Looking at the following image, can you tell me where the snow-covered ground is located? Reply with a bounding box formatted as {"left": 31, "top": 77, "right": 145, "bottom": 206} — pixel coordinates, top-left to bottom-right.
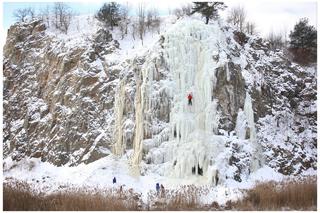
{"left": 45, "top": 14, "right": 177, "bottom": 61}
{"left": 4, "top": 156, "right": 315, "bottom": 205}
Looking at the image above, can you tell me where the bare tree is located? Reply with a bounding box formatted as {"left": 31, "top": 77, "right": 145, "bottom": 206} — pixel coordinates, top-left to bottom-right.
{"left": 53, "top": 3, "right": 59, "bottom": 29}
{"left": 52, "top": 2, "right": 73, "bottom": 33}
{"left": 13, "top": 9, "right": 29, "bottom": 22}
{"left": 145, "top": 8, "right": 161, "bottom": 34}
{"left": 62, "top": 11, "right": 72, "bottom": 33}
{"left": 245, "top": 22, "right": 256, "bottom": 35}
{"left": 39, "top": 5, "right": 51, "bottom": 27}
{"left": 282, "top": 27, "right": 289, "bottom": 47}
{"left": 13, "top": 8, "right": 34, "bottom": 22}
{"left": 174, "top": 4, "right": 192, "bottom": 19}
{"left": 152, "top": 10, "right": 161, "bottom": 34}
{"left": 146, "top": 9, "right": 153, "bottom": 30}
{"left": 131, "top": 22, "right": 136, "bottom": 40}
{"left": 227, "top": 6, "right": 246, "bottom": 32}
{"left": 119, "top": 2, "right": 130, "bottom": 39}
{"left": 267, "top": 31, "right": 285, "bottom": 50}
{"left": 28, "top": 8, "right": 35, "bottom": 19}
{"left": 137, "top": 3, "right": 146, "bottom": 45}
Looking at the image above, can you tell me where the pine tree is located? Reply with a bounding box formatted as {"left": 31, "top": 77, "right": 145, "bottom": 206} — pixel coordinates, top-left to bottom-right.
{"left": 191, "top": 2, "right": 226, "bottom": 24}
{"left": 289, "top": 18, "right": 317, "bottom": 64}
{"left": 96, "top": 2, "right": 121, "bottom": 30}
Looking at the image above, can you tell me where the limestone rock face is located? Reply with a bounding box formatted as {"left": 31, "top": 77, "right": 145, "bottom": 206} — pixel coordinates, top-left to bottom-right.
{"left": 213, "top": 62, "right": 246, "bottom": 132}
{"left": 3, "top": 18, "right": 316, "bottom": 178}
{"left": 3, "top": 20, "right": 121, "bottom": 166}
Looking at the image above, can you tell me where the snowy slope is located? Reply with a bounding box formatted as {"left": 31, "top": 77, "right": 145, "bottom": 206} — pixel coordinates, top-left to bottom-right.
{"left": 3, "top": 156, "right": 288, "bottom": 205}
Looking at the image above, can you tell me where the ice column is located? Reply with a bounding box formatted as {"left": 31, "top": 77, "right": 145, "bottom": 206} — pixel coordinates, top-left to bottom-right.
{"left": 113, "top": 79, "right": 126, "bottom": 156}
{"left": 243, "top": 92, "right": 256, "bottom": 141}
{"left": 235, "top": 92, "right": 256, "bottom": 141}
{"left": 130, "top": 57, "right": 155, "bottom": 167}
{"left": 131, "top": 79, "right": 144, "bottom": 166}
{"left": 242, "top": 92, "right": 263, "bottom": 171}
{"left": 235, "top": 109, "right": 248, "bottom": 140}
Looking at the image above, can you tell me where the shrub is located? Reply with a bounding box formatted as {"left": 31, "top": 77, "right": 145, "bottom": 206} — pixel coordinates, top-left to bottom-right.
{"left": 230, "top": 177, "right": 317, "bottom": 210}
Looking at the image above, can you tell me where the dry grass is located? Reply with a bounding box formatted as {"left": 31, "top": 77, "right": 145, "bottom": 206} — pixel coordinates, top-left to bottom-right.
{"left": 3, "top": 181, "right": 142, "bottom": 211}
{"left": 3, "top": 177, "right": 317, "bottom": 211}
{"left": 147, "top": 185, "right": 210, "bottom": 210}
{"left": 231, "top": 176, "right": 317, "bottom": 210}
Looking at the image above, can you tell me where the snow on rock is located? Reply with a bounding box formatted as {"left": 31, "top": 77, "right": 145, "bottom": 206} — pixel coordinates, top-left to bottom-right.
{"left": 3, "top": 13, "right": 317, "bottom": 205}
{"left": 120, "top": 18, "right": 265, "bottom": 185}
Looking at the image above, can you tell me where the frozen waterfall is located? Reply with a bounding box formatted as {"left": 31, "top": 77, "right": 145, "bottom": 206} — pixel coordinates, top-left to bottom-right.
{"left": 113, "top": 19, "right": 263, "bottom": 184}
{"left": 163, "top": 20, "right": 225, "bottom": 180}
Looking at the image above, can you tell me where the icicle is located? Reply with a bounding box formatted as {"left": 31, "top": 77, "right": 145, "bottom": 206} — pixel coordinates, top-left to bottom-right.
{"left": 243, "top": 92, "right": 256, "bottom": 142}
{"left": 131, "top": 78, "right": 144, "bottom": 166}
{"left": 226, "top": 63, "right": 230, "bottom": 81}
{"left": 113, "top": 79, "right": 126, "bottom": 156}
{"left": 235, "top": 92, "right": 257, "bottom": 141}
{"left": 241, "top": 92, "right": 264, "bottom": 172}
{"left": 235, "top": 108, "right": 247, "bottom": 140}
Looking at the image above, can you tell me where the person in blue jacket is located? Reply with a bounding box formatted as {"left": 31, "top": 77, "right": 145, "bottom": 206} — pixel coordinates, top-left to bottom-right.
{"left": 113, "top": 177, "right": 116, "bottom": 184}
{"left": 156, "top": 183, "right": 160, "bottom": 195}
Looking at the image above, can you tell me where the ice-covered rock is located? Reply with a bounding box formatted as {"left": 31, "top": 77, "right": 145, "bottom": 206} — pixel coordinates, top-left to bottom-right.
{"left": 3, "top": 16, "right": 316, "bottom": 183}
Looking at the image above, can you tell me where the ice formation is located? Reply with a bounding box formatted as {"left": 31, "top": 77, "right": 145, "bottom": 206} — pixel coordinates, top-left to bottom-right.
{"left": 235, "top": 92, "right": 256, "bottom": 141}
{"left": 3, "top": 14, "right": 317, "bottom": 193}
{"left": 113, "top": 79, "right": 126, "bottom": 156}
{"left": 113, "top": 19, "right": 264, "bottom": 184}
{"left": 162, "top": 20, "right": 223, "bottom": 180}
{"left": 235, "top": 92, "right": 263, "bottom": 172}
{"left": 243, "top": 92, "right": 256, "bottom": 142}
{"left": 131, "top": 78, "right": 144, "bottom": 166}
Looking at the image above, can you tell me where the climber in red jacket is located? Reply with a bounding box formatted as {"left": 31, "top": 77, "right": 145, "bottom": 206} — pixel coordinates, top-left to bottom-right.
{"left": 187, "top": 93, "right": 193, "bottom": 105}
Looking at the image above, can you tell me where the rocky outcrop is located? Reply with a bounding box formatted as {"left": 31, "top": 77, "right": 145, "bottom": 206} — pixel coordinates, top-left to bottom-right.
{"left": 3, "top": 18, "right": 316, "bottom": 179}
{"left": 213, "top": 62, "right": 246, "bottom": 132}
{"left": 3, "top": 19, "right": 121, "bottom": 166}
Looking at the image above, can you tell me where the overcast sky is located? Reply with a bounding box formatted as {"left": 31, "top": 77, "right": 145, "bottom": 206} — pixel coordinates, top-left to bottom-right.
{"left": 223, "top": 0, "right": 317, "bottom": 37}
{"left": 1, "top": 0, "right": 318, "bottom": 37}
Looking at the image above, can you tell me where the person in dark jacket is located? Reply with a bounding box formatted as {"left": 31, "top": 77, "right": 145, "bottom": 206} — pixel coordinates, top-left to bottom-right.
{"left": 160, "top": 184, "right": 165, "bottom": 197}
{"left": 156, "top": 183, "right": 160, "bottom": 195}
{"left": 113, "top": 177, "right": 116, "bottom": 184}
{"left": 187, "top": 93, "right": 193, "bottom": 105}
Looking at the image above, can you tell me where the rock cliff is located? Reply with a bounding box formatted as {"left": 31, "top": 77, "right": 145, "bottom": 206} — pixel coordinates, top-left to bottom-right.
{"left": 3, "top": 18, "right": 316, "bottom": 182}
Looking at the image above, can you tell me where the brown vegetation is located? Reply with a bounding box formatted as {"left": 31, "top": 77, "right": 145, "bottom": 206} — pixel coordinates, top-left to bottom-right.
{"left": 231, "top": 176, "right": 317, "bottom": 210}
{"left": 147, "top": 185, "right": 210, "bottom": 210}
{"left": 3, "top": 181, "right": 142, "bottom": 211}
{"left": 3, "top": 177, "right": 317, "bottom": 211}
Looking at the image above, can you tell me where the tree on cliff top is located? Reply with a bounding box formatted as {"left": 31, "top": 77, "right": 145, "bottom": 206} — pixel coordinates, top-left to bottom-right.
{"left": 289, "top": 18, "right": 317, "bottom": 64}
{"left": 95, "top": 2, "right": 121, "bottom": 30}
{"left": 191, "top": 2, "right": 226, "bottom": 24}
